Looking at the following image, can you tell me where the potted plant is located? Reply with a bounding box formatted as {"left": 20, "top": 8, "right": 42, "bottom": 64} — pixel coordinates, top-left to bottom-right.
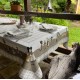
{"left": 10, "top": 0, "right": 22, "bottom": 11}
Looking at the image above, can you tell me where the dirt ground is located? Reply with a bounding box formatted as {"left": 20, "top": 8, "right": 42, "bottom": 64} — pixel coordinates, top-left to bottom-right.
{"left": 71, "top": 21, "right": 80, "bottom": 27}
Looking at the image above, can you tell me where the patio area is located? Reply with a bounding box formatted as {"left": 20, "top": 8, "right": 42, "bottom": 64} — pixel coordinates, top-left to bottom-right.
{"left": 0, "top": 0, "right": 80, "bottom": 79}
{"left": 0, "top": 17, "right": 80, "bottom": 79}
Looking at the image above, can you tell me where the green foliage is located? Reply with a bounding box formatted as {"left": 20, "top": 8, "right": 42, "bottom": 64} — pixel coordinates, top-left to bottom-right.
{"left": 69, "top": 0, "right": 76, "bottom": 13}
{"left": 33, "top": 17, "right": 43, "bottom": 22}
{"left": 6, "top": 14, "right": 19, "bottom": 18}
{"left": 31, "top": 0, "right": 48, "bottom": 7}
{"left": 52, "top": 0, "right": 60, "bottom": 12}
{"left": 71, "top": 0, "right": 76, "bottom": 4}
{"left": 31, "top": 0, "right": 68, "bottom": 12}
{"left": 0, "top": 2, "right": 2, "bottom": 5}
{"left": 0, "top": 1, "right": 5, "bottom": 10}
{"left": 10, "top": 0, "right": 21, "bottom": 2}
{"left": 4, "top": 2, "right": 10, "bottom": 10}
{"left": 56, "top": 0, "right": 66, "bottom": 12}
{"left": 11, "top": 1, "right": 20, "bottom": 5}
{"left": 34, "top": 17, "right": 70, "bottom": 26}
{"left": 0, "top": 0, "right": 10, "bottom": 10}
{"left": 70, "top": 3, "right": 76, "bottom": 13}
{"left": 0, "top": 0, "right": 7, "bottom": 5}
{"left": 0, "top": 5, "right": 4, "bottom": 10}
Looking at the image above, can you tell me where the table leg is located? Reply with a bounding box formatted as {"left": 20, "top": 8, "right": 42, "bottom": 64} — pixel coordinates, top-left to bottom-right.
{"left": 19, "top": 54, "right": 43, "bottom": 79}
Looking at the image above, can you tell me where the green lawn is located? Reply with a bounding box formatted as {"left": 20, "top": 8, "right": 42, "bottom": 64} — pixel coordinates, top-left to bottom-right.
{"left": 68, "top": 26, "right": 80, "bottom": 47}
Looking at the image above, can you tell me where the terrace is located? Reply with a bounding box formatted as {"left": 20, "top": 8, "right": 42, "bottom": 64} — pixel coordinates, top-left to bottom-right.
{"left": 0, "top": 0, "right": 80, "bottom": 79}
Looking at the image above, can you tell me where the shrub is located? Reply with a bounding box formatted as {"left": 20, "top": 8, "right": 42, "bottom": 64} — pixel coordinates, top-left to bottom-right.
{"left": 34, "top": 17, "right": 70, "bottom": 27}
{"left": 57, "top": 0, "right": 66, "bottom": 12}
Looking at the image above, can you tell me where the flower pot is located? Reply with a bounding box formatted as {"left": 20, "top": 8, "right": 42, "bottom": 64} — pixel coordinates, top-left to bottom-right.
{"left": 11, "top": 4, "right": 22, "bottom": 11}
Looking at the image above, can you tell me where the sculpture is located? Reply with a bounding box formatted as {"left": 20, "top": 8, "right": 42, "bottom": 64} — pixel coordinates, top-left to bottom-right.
{"left": 48, "top": 43, "right": 80, "bottom": 79}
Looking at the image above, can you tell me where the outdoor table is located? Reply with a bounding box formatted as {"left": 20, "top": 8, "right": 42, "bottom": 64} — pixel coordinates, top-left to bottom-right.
{"left": 0, "top": 17, "right": 68, "bottom": 79}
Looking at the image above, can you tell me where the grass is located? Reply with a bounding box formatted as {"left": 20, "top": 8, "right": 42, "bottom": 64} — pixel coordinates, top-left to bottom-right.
{"left": 68, "top": 26, "right": 80, "bottom": 47}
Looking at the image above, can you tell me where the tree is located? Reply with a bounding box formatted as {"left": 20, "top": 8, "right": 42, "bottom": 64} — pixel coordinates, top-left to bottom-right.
{"left": 56, "top": 0, "right": 66, "bottom": 12}
{"left": 65, "top": 0, "right": 71, "bottom": 12}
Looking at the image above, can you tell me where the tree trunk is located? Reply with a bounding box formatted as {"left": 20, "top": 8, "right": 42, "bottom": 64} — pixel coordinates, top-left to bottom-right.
{"left": 76, "top": 0, "right": 80, "bottom": 14}
{"left": 24, "top": 0, "right": 31, "bottom": 22}
{"left": 65, "top": 0, "right": 71, "bottom": 13}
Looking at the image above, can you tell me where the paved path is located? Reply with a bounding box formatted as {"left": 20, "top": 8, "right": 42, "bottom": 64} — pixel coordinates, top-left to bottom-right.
{"left": 71, "top": 21, "right": 80, "bottom": 27}
{"left": 0, "top": 56, "right": 21, "bottom": 79}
